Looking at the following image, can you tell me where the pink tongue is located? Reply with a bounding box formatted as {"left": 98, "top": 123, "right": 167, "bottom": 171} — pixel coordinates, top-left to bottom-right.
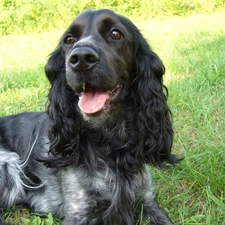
{"left": 78, "top": 87, "right": 109, "bottom": 114}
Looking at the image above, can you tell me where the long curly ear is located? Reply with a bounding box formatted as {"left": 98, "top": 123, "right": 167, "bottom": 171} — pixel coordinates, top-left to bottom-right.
{"left": 44, "top": 45, "right": 80, "bottom": 166}
{"left": 132, "top": 30, "right": 180, "bottom": 167}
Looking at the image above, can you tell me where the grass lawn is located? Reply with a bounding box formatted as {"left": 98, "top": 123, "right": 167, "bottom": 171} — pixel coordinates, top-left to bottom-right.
{"left": 0, "top": 11, "right": 225, "bottom": 225}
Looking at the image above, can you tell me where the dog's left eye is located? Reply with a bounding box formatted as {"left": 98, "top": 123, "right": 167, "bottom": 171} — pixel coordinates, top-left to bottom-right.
{"left": 110, "top": 29, "right": 124, "bottom": 40}
{"left": 65, "top": 36, "right": 76, "bottom": 45}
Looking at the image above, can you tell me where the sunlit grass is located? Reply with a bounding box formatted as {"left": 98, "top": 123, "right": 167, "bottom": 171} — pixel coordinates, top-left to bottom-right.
{"left": 1, "top": 0, "right": 224, "bottom": 35}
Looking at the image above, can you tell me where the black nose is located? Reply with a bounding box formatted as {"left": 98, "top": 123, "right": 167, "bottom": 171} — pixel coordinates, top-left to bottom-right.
{"left": 69, "top": 47, "right": 99, "bottom": 71}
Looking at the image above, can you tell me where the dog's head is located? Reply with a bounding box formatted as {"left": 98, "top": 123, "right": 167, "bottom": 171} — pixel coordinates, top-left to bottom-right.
{"left": 46, "top": 9, "right": 138, "bottom": 121}
{"left": 45, "top": 9, "right": 179, "bottom": 167}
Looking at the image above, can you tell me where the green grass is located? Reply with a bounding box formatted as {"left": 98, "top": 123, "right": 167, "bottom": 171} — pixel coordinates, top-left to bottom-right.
{"left": 1, "top": 11, "right": 225, "bottom": 225}
{"left": 1, "top": 0, "right": 225, "bottom": 35}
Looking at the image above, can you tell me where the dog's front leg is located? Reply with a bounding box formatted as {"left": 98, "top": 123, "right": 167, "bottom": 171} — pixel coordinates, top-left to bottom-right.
{"left": 62, "top": 197, "right": 101, "bottom": 225}
{"left": 141, "top": 192, "right": 172, "bottom": 225}
{"left": 62, "top": 216, "right": 100, "bottom": 225}
{"left": 61, "top": 168, "right": 101, "bottom": 225}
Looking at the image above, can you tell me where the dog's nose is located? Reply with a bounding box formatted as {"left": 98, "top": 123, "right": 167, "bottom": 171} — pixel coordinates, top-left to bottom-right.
{"left": 69, "top": 47, "right": 99, "bottom": 71}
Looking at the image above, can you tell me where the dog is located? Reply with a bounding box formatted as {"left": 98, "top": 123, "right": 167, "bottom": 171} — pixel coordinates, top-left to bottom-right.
{"left": 0, "top": 9, "right": 180, "bottom": 225}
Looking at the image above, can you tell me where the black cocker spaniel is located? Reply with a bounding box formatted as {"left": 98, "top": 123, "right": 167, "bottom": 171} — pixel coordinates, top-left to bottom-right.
{"left": 0, "top": 9, "right": 180, "bottom": 225}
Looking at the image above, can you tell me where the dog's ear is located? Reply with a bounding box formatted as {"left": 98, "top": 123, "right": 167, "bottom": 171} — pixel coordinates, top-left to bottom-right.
{"left": 44, "top": 45, "right": 65, "bottom": 82}
{"left": 44, "top": 44, "right": 80, "bottom": 166}
{"left": 132, "top": 29, "right": 179, "bottom": 167}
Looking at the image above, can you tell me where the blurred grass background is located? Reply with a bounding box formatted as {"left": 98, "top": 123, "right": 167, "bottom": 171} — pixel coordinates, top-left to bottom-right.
{"left": 1, "top": 0, "right": 225, "bottom": 35}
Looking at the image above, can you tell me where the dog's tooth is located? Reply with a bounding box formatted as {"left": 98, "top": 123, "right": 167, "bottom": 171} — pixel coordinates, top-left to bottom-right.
{"left": 79, "top": 93, "right": 83, "bottom": 99}
{"left": 82, "top": 83, "right": 86, "bottom": 91}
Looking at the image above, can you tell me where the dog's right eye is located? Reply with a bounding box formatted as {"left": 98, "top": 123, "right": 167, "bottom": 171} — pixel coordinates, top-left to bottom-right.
{"left": 65, "top": 36, "right": 76, "bottom": 45}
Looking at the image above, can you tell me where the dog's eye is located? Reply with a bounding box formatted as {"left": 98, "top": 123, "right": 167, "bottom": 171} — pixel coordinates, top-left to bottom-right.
{"left": 65, "top": 36, "right": 76, "bottom": 45}
{"left": 110, "top": 29, "right": 124, "bottom": 40}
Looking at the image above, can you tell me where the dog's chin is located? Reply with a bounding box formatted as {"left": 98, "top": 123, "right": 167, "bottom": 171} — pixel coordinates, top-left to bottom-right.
{"left": 80, "top": 106, "right": 113, "bottom": 122}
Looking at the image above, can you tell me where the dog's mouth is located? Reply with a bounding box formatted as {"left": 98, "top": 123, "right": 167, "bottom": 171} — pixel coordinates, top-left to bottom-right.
{"left": 78, "top": 83, "right": 121, "bottom": 116}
